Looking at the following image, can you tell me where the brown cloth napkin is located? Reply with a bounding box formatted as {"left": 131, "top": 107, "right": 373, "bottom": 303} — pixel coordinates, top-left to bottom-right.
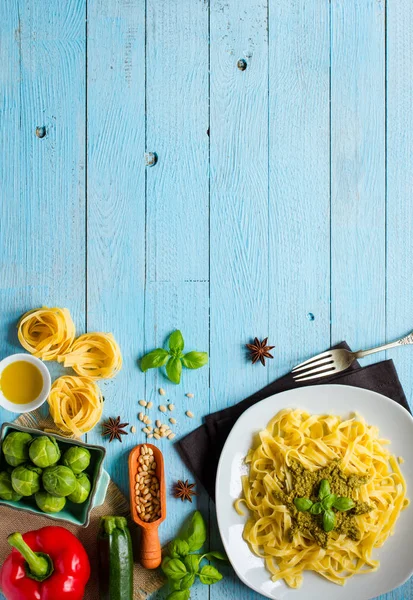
{"left": 0, "top": 411, "right": 165, "bottom": 600}
{"left": 178, "top": 342, "right": 411, "bottom": 500}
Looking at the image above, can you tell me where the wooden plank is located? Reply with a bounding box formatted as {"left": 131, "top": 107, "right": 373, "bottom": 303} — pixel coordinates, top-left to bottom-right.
{"left": 268, "top": 0, "right": 330, "bottom": 383}
{"left": 145, "top": 0, "right": 210, "bottom": 552}
{"left": 331, "top": 0, "right": 386, "bottom": 362}
{"left": 384, "top": 1, "right": 413, "bottom": 597}
{"left": 209, "top": 0, "right": 270, "bottom": 596}
{"left": 85, "top": 0, "right": 146, "bottom": 496}
{"left": 0, "top": 0, "right": 86, "bottom": 424}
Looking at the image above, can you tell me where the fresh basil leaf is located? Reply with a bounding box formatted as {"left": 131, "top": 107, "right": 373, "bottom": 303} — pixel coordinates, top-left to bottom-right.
{"left": 169, "top": 330, "right": 185, "bottom": 355}
{"left": 166, "top": 357, "right": 182, "bottom": 384}
{"left": 333, "top": 497, "right": 355, "bottom": 512}
{"left": 199, "top": 565, "right": 223, "bottom": 585}
{"left": 180, "top": 573, "right": 195, "bottom": 590}
{"left": 318, "top": 479, "right": 331, "bottom": 500}
{"left": 162, "top": 558, "right": 187, "bottom": 580}
{"left": 169, "top": 579, "right": 181, "bottom": 592}
{"left": 309, "top": 502, "right": 323, "bottom": 515}
{"left": 321, "top": 493, "right": 337, "bottom": 510}
{"left": 182, "top": 511, "right": 207, "bottom": 552}
{"left": 201, "top": 551, "right": 228, "bottom": 562}
{"left": 184, "top": 555, "right": 200, "bottom": 573}
{"left": 141, "top": 348, "right": 170, "bottom": 372}
{"left": 294, "top": 497, "right": 313, "bottom": 512}
{"left": 322, "top": 509, "right": 336, "bottom": 532}
{"left": 168, "top": 539, "right": 190, "bottom": 558}
{"left": 181, "top": 351, "right": 208, "bottom": 369}
{"left": 166, "top": 591, "right": 190, "bottom": 600}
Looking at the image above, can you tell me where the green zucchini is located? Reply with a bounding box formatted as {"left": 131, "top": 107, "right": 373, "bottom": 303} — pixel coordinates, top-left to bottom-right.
{"left": 98, "top": 516, "right": 133, "bottom": 600}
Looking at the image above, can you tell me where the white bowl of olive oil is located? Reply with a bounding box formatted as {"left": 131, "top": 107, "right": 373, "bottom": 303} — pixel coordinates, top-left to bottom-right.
{"left": 0, "top": 354, "right": 51, "bottom": 413}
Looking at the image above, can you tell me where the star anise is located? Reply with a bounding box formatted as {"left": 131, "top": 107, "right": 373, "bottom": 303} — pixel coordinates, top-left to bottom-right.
{"left": 174, "top": 480, "right": 197, "bottom": 502}
{"left": 246, "top": 337, "right": 275, "bottom": 366}
{"left": 102, "top": 416, "right": 129, "bottom": 442}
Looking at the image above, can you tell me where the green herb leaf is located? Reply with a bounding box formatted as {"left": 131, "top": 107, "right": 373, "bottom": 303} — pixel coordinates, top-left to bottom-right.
{"left": 321, "top": 493, "right": 337, "bottom": 510}
{"left": 141, "top": 348, "right": 170, "bottom": 372}
{"left": 166, "top": 357, "right": 182, "bottom": 384}
{"left": 179, "top": 573, "right": 196, "bottom": 590}
{"left": 333, "top": 497, "right": 355, "bottom": 512}
{"left": 322, "top": 509, "right": 336, "bottom": 532}
{"left": 162, "top": 558, "right": 187, "bottom": 580}
{"left": 318, "top": 479, "right": 331, "bottom": 500}
{"left": 201, "top": 551, "right": 228, "bottom": 562}
{"left": 168, "top": 539, "right": 190, "bottom": 558}
{"left": 181, "top": 351, "right": 208, "bottom": 369}
{"left": 294, "top": 497, "right": 313, "bottom": 512}
{"left": 166, "top": 591, "right": 190, "bottom": 600}
{"left": 184, "top": 555, "right": 200, "bottom": 574}
{"left": 182, "top": 511, "right": 207, "bottom": 552}
{"left": 199, "top": 565, "right": 223, "bottom": 585}
{"left": 169, "top": 330, "right": 185, "bottom": 355}
{"left": 309, "top": 502, "right": 323, "bottom": 515}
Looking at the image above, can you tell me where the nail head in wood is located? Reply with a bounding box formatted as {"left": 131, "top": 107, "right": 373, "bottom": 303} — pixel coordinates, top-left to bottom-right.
{"left": 237, "top": 59, "right": 247, "bottom": 71}
{"left": 145, "top": 152, "right": 158, "bottom": 167}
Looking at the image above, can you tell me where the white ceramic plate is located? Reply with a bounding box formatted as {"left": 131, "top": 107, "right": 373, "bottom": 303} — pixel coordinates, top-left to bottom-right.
{"left": 216, "top": 384, "right": 413, "bottom": 600}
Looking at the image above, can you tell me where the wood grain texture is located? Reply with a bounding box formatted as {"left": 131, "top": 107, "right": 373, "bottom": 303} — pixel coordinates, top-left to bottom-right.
{"left": 331, "top": 0, "right": 386, "bottom": 362}
{"left": 0, "top": 0, "right": 86, "bottom": 421}
{"left": 85, "top": 0, "right": 146, "bottom": 493}
{"left": 268, "top": 0, "right": 330, "bottom": 382}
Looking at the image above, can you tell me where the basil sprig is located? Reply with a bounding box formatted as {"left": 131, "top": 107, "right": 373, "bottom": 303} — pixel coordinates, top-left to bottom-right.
{"left": 161, "top": 511, "right": 227, "bottom": 599}
{"left": 293, "top": 479, "right": 355, "bottom": 532}
{"left": 141, "top": 330, "right": 208, "bottom": 384}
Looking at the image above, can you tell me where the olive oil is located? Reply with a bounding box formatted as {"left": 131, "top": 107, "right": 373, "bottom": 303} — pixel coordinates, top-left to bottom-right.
{"left": 0, "top": 361, "right": 43, "bottom": 405}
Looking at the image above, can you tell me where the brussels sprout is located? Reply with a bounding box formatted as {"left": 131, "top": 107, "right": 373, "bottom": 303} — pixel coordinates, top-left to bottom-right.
{"left": 0, "top": 471, "right": 22, "bottom": 501}
{"left": 35, "top": 491, "right": 66, "bottom": 513}
{"left": 67, "top": 473, "right": 91, "bottom": 504}
{"left": 29, "top": 435, "right": 61, "bottom": 468}
{"left": 2, "top": 432, "right": 32, "bottom": 466}
{"left": 42, "top": 465, "right": 76, "bottom": 497}
{"left": 62, "top": 446, "right": 91, "bottom": 474}
{"left": 11, "top": 464, "right": 42, "bottom": 496}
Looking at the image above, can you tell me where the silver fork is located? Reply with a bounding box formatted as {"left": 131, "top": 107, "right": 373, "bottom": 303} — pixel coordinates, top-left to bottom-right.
{"left": 292, "top": 330, "right": 413, "bottom": 382}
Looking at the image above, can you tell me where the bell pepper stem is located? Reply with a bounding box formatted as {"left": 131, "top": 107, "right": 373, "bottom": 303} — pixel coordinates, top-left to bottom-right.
{"left": 7, "top": 532, "right": 50, "bottom": 579}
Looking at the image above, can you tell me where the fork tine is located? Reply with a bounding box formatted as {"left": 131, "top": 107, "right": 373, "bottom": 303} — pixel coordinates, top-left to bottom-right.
{"left": 291, "top": 351, "right": 333, "bottom": 373}
{"left": 292, "top": 356, "right": 334, "bottom": 374}
{"left": 293, "top": 364, "right": 337, "bottom": 382}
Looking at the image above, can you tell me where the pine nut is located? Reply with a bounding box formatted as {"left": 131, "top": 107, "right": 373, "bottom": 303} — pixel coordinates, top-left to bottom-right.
{"left": 139, "top": 399, "right": 147, "bottom": 407}
{"left": 146, "top": 419, "right": 152, "bottom": 425}
{"left": 168, "top": 404, "right": 175, "bottom": 411}
{"left": 138, "top": 412, "right": 144, "bottom": 421}
{"left": 148, "top": 448, "right": 154, "bottom": 455}
{"left": 186, "top": 411, "right": 194, "bottom": 418}
{"left": 159, "top": 388, "right": 166, "bottom": 395}
{"left": 147, "top": 401, "right": 153, "bottom": 409}
{"left": 169, "top": 417, "right": 176, "bottom": 424}
{"left": 154, "top": 433, "right": 161, "bottom": 440}
{"left": 186, "top": 393, "right": 194, "bottom": 398}
{"left": 168, "top": 433, "right": 176, "bottom": 440}
{"left": 131, "top": 426, "right": 136, "bottom": 433}
{"left": 155, "top": 420, "right": 161, "bottom": 427}
{"left": 159, "top": 405, "right": 167, "bottom": 413}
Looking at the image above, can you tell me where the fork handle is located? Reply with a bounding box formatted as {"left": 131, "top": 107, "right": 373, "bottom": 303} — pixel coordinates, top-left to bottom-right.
{"left": 354, "top": 330, "right": 413, "bottom": 359}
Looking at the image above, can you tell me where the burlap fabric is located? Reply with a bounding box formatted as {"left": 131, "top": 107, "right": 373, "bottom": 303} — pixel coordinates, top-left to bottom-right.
{"left": 0, "top": 410, "right": 165, "bottom": 599}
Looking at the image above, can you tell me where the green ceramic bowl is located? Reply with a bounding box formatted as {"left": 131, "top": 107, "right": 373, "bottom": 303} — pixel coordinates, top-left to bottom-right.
{"left": 0, "top": 422, "right": 110, "bottom": 527}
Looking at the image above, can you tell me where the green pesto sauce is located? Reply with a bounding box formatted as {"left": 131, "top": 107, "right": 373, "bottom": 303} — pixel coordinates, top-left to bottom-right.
{"left": 274, "top": 460, "right": 372, "bottom": 548}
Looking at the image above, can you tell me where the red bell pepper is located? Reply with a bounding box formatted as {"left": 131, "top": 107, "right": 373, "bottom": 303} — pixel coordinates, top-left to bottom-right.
{"left": 0, "top": 526, "right": 90, "bottom": 600}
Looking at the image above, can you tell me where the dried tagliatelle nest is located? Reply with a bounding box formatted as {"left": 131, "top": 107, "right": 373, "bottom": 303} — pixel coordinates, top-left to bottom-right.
{"left": 58, "top": 332, "right": 122, "bottom": 379}
{"left": 48, "top": 375, "right": 103, "bottom": 438}
{"left": 18, "top": 307, "right": 76, "bottom": 361}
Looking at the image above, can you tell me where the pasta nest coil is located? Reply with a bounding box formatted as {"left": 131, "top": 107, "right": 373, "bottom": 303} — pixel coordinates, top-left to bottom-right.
{"left": 18, "top": 307, "right": 76, "bottom": 361}
{"left": 58, "top": 332, "right": 122, "bottom": 379}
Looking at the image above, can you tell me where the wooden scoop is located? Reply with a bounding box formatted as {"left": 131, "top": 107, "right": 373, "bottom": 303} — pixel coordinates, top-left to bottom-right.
{"left": 128, "top": 444, "right": 166, "bottom": 569}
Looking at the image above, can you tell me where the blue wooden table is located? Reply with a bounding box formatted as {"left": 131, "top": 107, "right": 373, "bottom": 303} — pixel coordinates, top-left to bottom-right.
{"left": 1, "top": 0, "right": 412, "bottom": 598}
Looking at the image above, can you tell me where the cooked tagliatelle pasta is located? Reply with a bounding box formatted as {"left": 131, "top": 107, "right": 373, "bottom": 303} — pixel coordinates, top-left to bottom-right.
{"left": 58, "top": 332, "right": 122, "bottom": 379}
{"left": 48, "top": 375, "right": 104, "bottom": 437}
{"left": 18, "top": 307, "right": 75, "bottom": 360}
{"left": 235, "top": 408, "right": 409, "bottom": 588}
